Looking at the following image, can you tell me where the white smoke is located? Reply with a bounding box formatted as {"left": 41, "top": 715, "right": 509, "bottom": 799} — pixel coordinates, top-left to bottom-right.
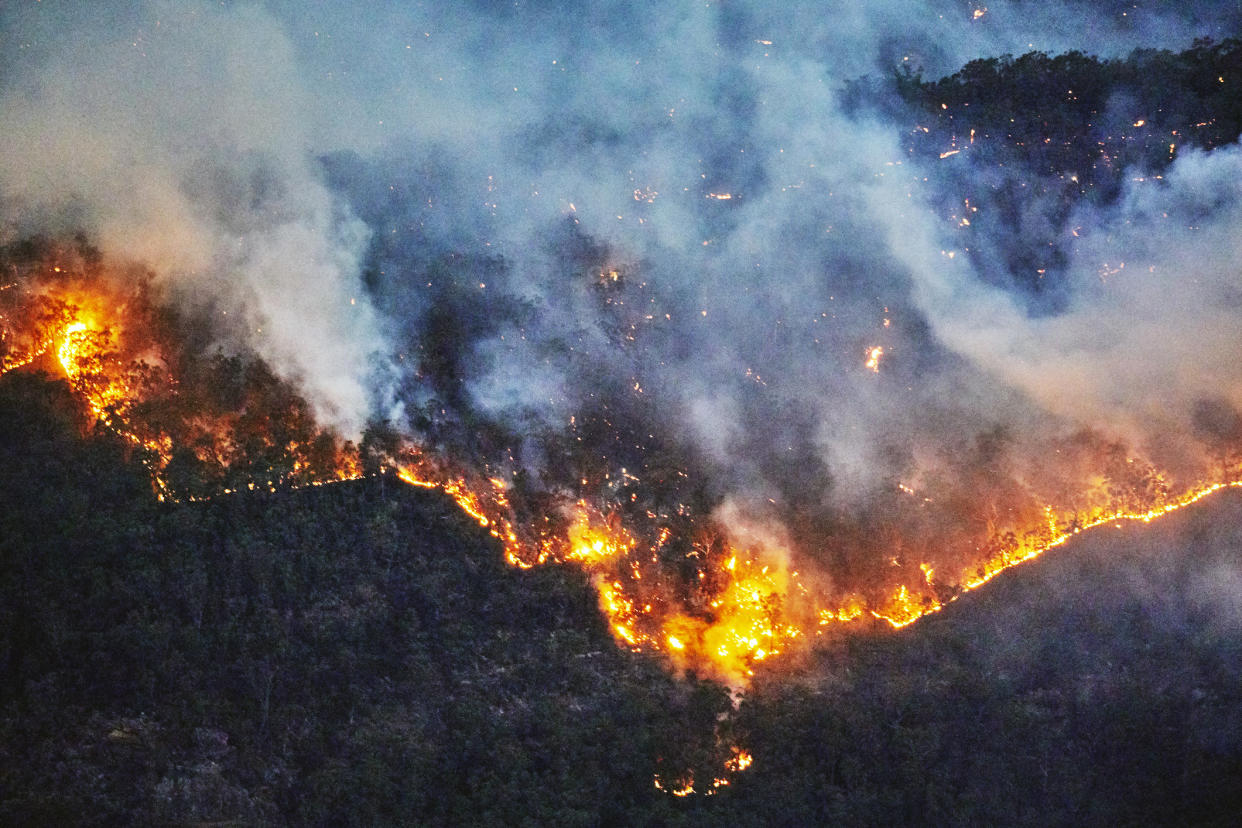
{"left": 0, "top": 1, "right": 389, "bottom": 433}
{"left": 1, "top": 0, "right": 1239, "bottom": 557}
{"left": 895, "top": 144, "right": 1242, "bottom": 464}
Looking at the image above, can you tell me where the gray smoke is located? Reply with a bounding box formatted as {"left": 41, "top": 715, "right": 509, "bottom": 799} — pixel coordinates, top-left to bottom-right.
{"left": 2, "top": 0, "right": 1240, "bottom": 578}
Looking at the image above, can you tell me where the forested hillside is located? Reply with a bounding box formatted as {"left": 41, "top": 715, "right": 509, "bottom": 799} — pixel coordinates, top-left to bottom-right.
{"left": 6, "top": 32, "right": 1242, "bottom": 825}
{"left": 5, "top": 367, "right": 1242, "bottom": 826}
{"left": 875, "top": 37, "right": 1242, "bottom": 313}
{"left": 731, "top": 494, "right": 1242, "bottom": 826}
{"left": 0, "top": 372, "right": 741, "bottom": 826}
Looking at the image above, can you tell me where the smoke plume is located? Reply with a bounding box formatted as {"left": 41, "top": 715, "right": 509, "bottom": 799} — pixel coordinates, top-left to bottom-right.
{"left": 3, "top": 0, "right": 1242, "bottom": 617}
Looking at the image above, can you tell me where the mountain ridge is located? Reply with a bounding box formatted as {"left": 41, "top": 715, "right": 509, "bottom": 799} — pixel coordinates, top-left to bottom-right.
{"left": 5, "top": 369, "right": 1242, "bottom": 825}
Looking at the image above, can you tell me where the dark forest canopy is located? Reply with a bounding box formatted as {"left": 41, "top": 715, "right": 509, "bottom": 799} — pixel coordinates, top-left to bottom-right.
{"left": 897, "top": 37, "right": 1242, "bottom": 160}
{"left": 0, "top": 371, "right": 742, "bottom": 826}
{"left": 849, "top": 37, "right": 1242, "bottom": 314}
{"left": 4, "top": 366, "right": 1242, "bottom": 825}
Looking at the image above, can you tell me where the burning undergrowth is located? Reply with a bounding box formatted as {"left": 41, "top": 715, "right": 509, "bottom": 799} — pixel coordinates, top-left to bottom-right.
{"left": 5, "top": 3, "right": 1242, "bottom": 690}
{"left": 0, "top": 237, "right": 363, "bottom": 500}
{"left": 6, "top": 230, "right": 1242, "bottom": 690}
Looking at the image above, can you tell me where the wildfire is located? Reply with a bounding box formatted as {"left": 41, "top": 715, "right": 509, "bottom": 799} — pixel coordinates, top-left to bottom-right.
{"left": 863, "top": 479, "right": 1242, "bottom": 629}
{"left": 8, "top": 241, "right": 1242, "bottom": 695}
{"left": 57, "top": 318, "right": 131, "bottom": 422}
{"left": 653, "top": 747, "right": 755, "bottom": 798}
{"left": 725, "top": 748, "right": 754, "bottom": 772}
{"left": 566, "top": 505, "right": 636, "bottom": 563}
{"left": 1, "top": 248, "right": 366, "bottom": 499}
{"left": 700, "top": 559, "right": 800, "bottom": 671}
{"left": 396, "top": 464, "right": 534, "bottom": 568}
{"left": 494, "top": 499, "right": 806, "bottom": 681}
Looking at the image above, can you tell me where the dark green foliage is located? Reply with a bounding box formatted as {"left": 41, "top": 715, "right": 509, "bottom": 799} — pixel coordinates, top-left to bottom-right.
{"left": 882, "top": 38, "right": 1242, "bottom": 314}
{"left": 0, "top": 372, "right": 728, "bottom": 826}
{"left": 899, "top": 39, "right": 1242, "bottom": 176}
{"left": 7, "top": 371, "right": 1242, "bottom": 826}
{"left": 714, "top": 498, "right": 1242, "bottom": 827}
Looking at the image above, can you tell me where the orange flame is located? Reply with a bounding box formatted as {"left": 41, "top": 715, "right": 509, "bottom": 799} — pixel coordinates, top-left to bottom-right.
{"left": 865, "top": 345, "right": 884, "bottom": 372}
{"left": 10, "top": 250, "right": 1242, "bottom": 690}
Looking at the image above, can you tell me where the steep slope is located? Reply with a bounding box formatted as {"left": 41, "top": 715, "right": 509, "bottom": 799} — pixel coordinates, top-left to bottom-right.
{"left": 724, "top": 489, "right": 1242, "bottom": 826}
{"left": 7, "top": 368, "right": 1242, "bottom": 826}
{"left": 0, "top": 372, "right": 743, "bottom": 826}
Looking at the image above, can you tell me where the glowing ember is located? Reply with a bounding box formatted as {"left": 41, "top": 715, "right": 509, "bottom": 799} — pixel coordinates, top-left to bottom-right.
{"left": 653, "top": 746, "right": 754, "bottom": 798}
{"left": 725, "top": 748, "right": 754, "bottom": 772}
{"left": 865, "top": 345, "right": 884, "bottom": 372}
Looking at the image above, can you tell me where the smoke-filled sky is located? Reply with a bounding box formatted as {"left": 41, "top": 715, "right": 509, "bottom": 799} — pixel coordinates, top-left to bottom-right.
{"left": 3, "top": 0, "right": 1242, "bottom": 580}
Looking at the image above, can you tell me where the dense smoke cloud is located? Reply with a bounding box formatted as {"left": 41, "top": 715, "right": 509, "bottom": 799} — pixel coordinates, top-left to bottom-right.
{"left": 0, "top": 1, "right": 388, "bottom": 431}
{"left": 898, "top": 143, "right": 1242, "bottom": 464}
{"left": 2, "top": 0, "right": 1241, "bottom": 586}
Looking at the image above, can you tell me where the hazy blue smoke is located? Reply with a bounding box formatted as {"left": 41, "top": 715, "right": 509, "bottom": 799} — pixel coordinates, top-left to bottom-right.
{"left": 3, "top": 0, "right": 1240, "bottom": 573}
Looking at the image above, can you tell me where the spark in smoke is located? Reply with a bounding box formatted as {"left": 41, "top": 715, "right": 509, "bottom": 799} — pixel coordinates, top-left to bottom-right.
{"left": 865, "top": 345, "right": 884, "bottom": 373}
